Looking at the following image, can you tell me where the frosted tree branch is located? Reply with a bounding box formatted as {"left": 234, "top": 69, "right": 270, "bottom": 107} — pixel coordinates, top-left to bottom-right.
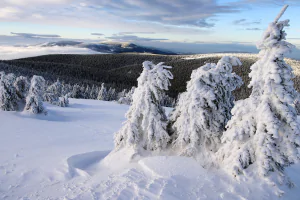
{"left": 274, "top": 5, "right": 289, "bottom": 23}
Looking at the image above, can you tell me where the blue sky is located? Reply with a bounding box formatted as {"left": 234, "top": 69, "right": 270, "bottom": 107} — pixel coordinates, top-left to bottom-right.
{"left": 0, "top": 0, "right": 299, "bottom": 55}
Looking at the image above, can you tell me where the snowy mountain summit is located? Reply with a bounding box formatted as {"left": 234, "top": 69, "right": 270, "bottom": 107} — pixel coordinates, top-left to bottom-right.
{"left": 39, "top": 41, "right": 176, "bottom": 55}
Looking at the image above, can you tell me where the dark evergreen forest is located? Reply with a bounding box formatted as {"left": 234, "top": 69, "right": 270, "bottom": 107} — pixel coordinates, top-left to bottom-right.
{"left": 1, "top": 53, "right": 299, "bottom": 100}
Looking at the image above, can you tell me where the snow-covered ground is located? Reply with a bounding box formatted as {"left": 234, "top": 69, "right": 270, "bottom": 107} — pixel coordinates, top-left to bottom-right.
{"left": 1, "top": 99, "right": 300, "bottom": 200}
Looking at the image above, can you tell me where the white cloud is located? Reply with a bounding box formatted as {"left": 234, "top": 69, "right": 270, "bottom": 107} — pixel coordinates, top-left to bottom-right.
{"left": 0, "top": 6, "right": 21, "bottom": 19}
{"left": 10, "top": 32, "right": 61, "bottom": 38}
{"left": 105, "top": 35, "right": 168, "bottom": 42}
{"left": 0, "top": 0, "right": 298, "bottom": 46}
{"left": 79, "top": 2, "right": 87, "bottom": 7}
{"left": 0, "top": 0, "right": 236, "bottom": 29}
{"left": 2, "top": 0, "right": 71, "bottom": 6}
{"left": 31, "top": 13, "right": 43, "bottom": 19}
{"left": 0, "top": 45, "right": 102, "bottom": 60}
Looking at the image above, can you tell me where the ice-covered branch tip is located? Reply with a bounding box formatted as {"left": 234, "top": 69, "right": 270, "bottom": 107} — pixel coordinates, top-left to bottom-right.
{"left": 274, "top": 5, "right": 288, "bottom": 23}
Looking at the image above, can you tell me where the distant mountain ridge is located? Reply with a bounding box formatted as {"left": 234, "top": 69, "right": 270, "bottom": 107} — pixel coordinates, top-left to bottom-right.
{"left": 39, "top": 41, "right": 176, "bottom": 55}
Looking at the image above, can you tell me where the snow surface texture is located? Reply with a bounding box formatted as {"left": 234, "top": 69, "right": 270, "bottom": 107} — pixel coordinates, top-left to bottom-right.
{"left": 0, "top": 99, "right": 300, "bottom": 199}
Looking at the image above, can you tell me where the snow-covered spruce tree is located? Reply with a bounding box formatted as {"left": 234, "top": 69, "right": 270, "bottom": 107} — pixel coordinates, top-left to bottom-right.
{"left": 14, "top": 76, "right": 30, "bottom": 100}
{"left": 71, "top": 84, "right": 82, "bottom": 99}
{"left": 90, "top": 85, "right": 98, "bottom": 100}
{"left": 117, "top": 89, "right": 127, "bottom": 101}
{"left": 118, "top": 86, "right": 136, "bottom": 105}
{"left": 62, "top": 83, "right": 72, "bottom": 97}
{"left": 43, "top": 92, "right": 58, "bottom": 105}
{"left": 80, "top": 85, "right": 86, "bottom": 98}
{"left": 24, "top": 75, "right": 46, "bottom": 114}
{"left": 107, "top": 87, "right": 117, "bottom": 101}
{"left": 127, "top": 86, "right": 136, "bottom": 104}
{"left": 48, "top": 79, "right": 62, "bottom": 97}
{"left": 0, "top": 73, "right": 19, "bottom": 111}
{"left": 111, "top": 88, "right": 117, "bottom": 101}
{"left": 44, "top": 80, "right": 66, "bottom": 105}
{"left": 97, "top": 83, "right": 107, "bottom": 101}
{"left": 170, "top": 56, "right": 243, "bottom": 163}
{"left": 218, "top": 6, "right": 300, "bottom": 185}
{"left": 114, "top": 61, "right": 173, "bottom": 155}
{"left": 57, "top": 95, "right": 69, "bottom": 107}
{"left": 84, "top": 85, "right": 91, "bottom": 99}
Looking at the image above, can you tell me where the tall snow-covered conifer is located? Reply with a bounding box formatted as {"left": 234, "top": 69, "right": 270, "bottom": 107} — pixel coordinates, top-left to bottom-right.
{"left": 14, "top": 76, "right": 30, "bottom": 101}
{"left": 114, "top": 61, "right": 173, "bottom": 155}
{"left": 0, "top": 73, "right": 19, "bottom": 111}
{"left": 24, "top": 75, "right": 46, "bottom": 114}
{"left": 97, "top": 83, "right": 107, "bottom": 101}
{"left": 218, "top": 6, "right": 300, "bottom": 184}
{"left": 171, "top": 56, "right": 243, "bottom": 164}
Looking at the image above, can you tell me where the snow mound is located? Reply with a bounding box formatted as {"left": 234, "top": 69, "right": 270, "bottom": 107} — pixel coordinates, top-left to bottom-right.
{"left": 98, "top": 155, "right": 280, "bottom": 200}
{"left": 139, "top": 156, "right": 205, "bottom": 179}
{"left": 67, "top": 151, "right": 110, "bottom": 178}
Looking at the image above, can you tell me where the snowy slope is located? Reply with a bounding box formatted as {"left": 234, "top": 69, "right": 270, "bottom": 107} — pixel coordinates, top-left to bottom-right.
{"left": 0, "top": 99, "right": 299, "bottom": 199}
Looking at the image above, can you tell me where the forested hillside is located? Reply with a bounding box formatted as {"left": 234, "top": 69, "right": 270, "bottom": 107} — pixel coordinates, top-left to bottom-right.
{"left": 1, "top": 53, "right": 299, "bottom": 100}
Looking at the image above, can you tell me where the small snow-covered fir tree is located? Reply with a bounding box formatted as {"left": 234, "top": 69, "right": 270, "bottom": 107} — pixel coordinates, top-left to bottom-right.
{"left": 90, "top": 85, "right": 98, "bottom": 99}
{"left": 71, "top": 84, "right": 81, "bottom": 99}
{"left": 218, "top": 6, "right": 300, "bottom": 185}
{"left": 57, "top": 95, "right": 69, "bottom": 107}
{"left": 44, "top": 80, "right": 64, "bottom": 105}
{"left": 80, "top": 85, "right": 86, "bottom": 98}
{"left": 14, "top": 76, "right": 30, "bottom": 100}
{"left": 107, "top": 87, "right": 117, "bottom": 101}
{"left": 114, "top": 61, "right": 173, "bottom": 155}
{"left": 0, "top": 73, "right": 19, "bottom": 111}
{"left": 62, "top": 83, "right": 72, "bottom": 97}
{"left": 117, "top": 89, "right": 127, "bottom": 101}
{"left": 97, "top": 83, "right": 107, "bottom": 101}
{"left": 48, "top": 80, "right": 62, "bottom": 97}
{"left": 118, "top": 86, "right": 136, "bottom": 105}
{"left": 43, "top": 92, "right": 59, "bottom": 104}
{"left": 24, "top": 75, "right": 46, "bottom": 114}
{"left": 170, "top": 56, "right": 243, "bottom": 164}
{"left": 84, "top": 85, "right": 91, "bottom": 99}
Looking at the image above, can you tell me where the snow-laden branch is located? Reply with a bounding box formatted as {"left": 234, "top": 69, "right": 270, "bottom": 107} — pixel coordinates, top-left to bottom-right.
{"left": 274, "top": 5, "right": 289, "bottom": 23}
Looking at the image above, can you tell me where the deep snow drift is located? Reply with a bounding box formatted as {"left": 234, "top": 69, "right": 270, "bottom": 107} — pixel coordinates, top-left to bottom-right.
{"left": 0, "top": 99, "right": 299, "bottom": 199}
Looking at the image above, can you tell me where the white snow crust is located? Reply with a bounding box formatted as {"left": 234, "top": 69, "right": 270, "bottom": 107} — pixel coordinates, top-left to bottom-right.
{"left": 0, "top": 99, "right": 299, "bottom": 199}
